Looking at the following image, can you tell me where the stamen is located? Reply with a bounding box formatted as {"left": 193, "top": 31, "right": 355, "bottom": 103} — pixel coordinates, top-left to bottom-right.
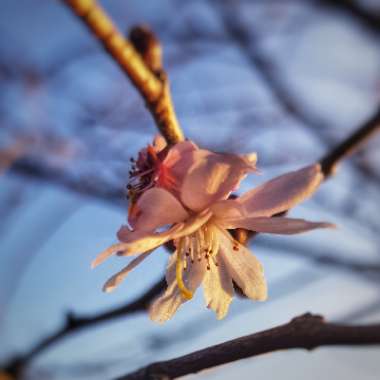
{"left": 175, "top": 239, "right": 193, "bottom": 300}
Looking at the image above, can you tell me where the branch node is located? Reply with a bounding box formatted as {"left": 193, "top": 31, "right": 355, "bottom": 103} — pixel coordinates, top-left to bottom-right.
{"left": 129, "top": 25, "right": 162, "bottom": 74}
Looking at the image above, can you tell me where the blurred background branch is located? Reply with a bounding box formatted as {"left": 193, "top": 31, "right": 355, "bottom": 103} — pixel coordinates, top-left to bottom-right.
{"left": 3, "top": 277, "right": 166, "bottom": 378}
{"left": 1, "top": 1, "right": 380, "bottom": 379}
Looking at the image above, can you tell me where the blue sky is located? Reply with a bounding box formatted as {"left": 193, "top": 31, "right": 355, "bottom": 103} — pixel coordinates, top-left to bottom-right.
{"left": 1, "top": 1, "right": 380, "bottom": 379}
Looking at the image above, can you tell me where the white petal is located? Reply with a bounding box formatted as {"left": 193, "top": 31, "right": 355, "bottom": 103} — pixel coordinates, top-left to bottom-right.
{"left": 149, "top": 253, "right": 206, "bottom": 323}
{"left": 171, "top": 209, "right": 213, "bottom": 240}
{"left": 218, "top": 216, "right": 335, "bottom": 234}
{"left": 149, "top": 281, "right": 183, "bottom": 323}
{"left": 102, "top": 251, "right": 153, "bottom": 292}
{"left": 239, "top": 164, "right": 323, "bottom": 217}
{"left": 203, "top": 255, "right": 234, "bottom": 320}
{"left": 92, "top": 224, "right": 183, "bottom": 268}
{"left": 218, "top": 229, "right": 267, "bottom": 301}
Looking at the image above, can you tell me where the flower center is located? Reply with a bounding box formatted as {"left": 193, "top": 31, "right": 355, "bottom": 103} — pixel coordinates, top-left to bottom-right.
{"left": 127, "top": 145, "right": 158, "bottom": 204}
{"left": 175, "top": 222, "right": 220, "bottom": 300}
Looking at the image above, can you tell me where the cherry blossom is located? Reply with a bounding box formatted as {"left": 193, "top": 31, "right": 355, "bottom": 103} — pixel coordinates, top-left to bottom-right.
{"left": 93, "top": 162, "right": 334, "bottom": 323}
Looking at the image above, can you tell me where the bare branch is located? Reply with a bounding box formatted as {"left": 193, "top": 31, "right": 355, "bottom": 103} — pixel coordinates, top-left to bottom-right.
{"left": 319, "top": 0, "right": 380, "bottom": 34}
{"left": 3, "top": 277, "right": 166, "bottom": 378}
{"left": 117, "top": 313, "right": 380, "bottom": 380}
{"left": 319, "top": 108, "right": 380, "bottom": 177}
{"left": 214, "top": 3, "right": 380, "bottom": 184}
{"left": 62, "top": 0, "right": 184, "bottom": 145}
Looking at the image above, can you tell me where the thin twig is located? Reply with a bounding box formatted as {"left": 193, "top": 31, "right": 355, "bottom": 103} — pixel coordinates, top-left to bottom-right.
{"left": 62, "top": 0, "right": 184, "bottom": 145}
{"left": 319, "top": 108, "right": 380, "bottom": 177}
{"left": 3, "top": 277, "right": 166, "bottom": 378}
{"left": 117, "top": 313, "right": 380, "bottom": 380}
{"left": 319, "top": 0, "right": 380, "bottom": 34}
{"left": 214, "top": 2, "right": 380, "bottom": 184}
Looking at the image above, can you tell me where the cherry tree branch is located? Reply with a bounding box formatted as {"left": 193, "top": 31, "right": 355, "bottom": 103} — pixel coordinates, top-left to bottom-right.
{"left": 116, "top": 313, "right": 380, "bottom": 380}
{"left": 62, "top": 0, "right": 183, "bottom": 145}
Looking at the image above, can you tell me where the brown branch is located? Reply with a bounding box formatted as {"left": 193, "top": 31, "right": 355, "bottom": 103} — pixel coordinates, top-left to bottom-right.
{"left": 319, "top": 0, "right": 380, "bottom": 34}
{"left": 116, "top": 313, "right": 380, "bottom": 380}
{"left": 319, "top": 108, "right": 380, "bottom": 177}
{"left": 3, "top": 277, "right": 166, "bottom": 378}
{"left": 62, "top": 0, "right": 184, "bottom": 145}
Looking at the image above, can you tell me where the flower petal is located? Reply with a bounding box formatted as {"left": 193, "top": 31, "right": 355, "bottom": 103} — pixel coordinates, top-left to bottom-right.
{"left": 129, "top": 188, "right": 188, "bottom": 231}
{"left": 149, "top": 256, "right": 206, "bottom": 323}
{"left": 157, "top": 140, "right": 199, "bottom": 191}
{"left": 211, "top": 199, "right": 245, "bottom": 220}
{"left": 153, "top": 134, "right": 167, "bottom": 152}
{"left": 171, "top": 209, "right": 213, "bottom": 240}
{"left": 181, "top": 150, "right": 256, "bottom": 212}
{"left": 92, "top": 223, "right": 183, "bottom": 268}
{"left": 218, "top": 216, "right": 335, "bottom": 234}
{"left": 238, "top": 164, "right": 323, "bottom": 217}
{"left": 218, "top": 228, "right": 267, "bottom": 301}
{"left": 203, "top": 255, "right": 234, "bottom": 320}
{"left": 102, "top": 250, "right": 153, "bottom": 293}
{"left": 163, "top": 140, "right": 198, "bottom": 171}
{"left": 149, "top": 282, "right": 183, "bottom": 324}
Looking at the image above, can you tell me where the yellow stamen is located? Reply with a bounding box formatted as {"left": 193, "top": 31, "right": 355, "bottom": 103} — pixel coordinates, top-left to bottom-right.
{"left": 176, "top": 240, "right": 193, "bottom": 300}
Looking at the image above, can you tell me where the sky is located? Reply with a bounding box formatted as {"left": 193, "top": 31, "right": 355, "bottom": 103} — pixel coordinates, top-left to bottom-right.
{"left": 0, "top": 1, "right": 380, "bottom": 379}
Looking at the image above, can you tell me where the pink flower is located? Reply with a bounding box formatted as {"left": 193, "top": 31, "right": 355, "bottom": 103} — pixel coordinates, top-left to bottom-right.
{"left": 93, "top": 162, "right": 334, "bottom": 323}
{"left": 127, "top": 136, "right": 257, "bottom": 229}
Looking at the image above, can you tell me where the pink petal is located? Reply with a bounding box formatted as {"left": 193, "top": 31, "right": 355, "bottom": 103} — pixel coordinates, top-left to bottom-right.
{"left": 157, "top": 140, "right": 198, "bottom": 192}
{"left": 218, "top": 228, "right": 267, "bottom": 301}
{"left": 218, "top": 216, "right": 335, "bottom": 234}
{"left": 181, "top": 150, "right": 256, "bottom": 212}
{"left": 211, "top": 199, "right": 245, "bottom": 220}
{"left": 129, "top": 188, "right": 188, "bottom": 231}
{"left": 163, "top": 140, "right": 198, "bottom": 170}
{"left": 117, "top": 225, "right": 133, "bottom": 242}
{"left": 239, "top": 164, "right": 323, "bottom": 217}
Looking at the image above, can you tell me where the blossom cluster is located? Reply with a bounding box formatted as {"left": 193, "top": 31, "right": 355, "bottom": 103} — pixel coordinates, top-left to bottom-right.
{"left": 93, "top": 136, "right": 334, "bottom": 323}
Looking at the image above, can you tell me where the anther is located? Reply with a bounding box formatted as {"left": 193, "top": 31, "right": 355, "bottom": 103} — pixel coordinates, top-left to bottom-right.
{"left": 206, "top": 265, "right": 210, "bottom": 270}
{"left": 233, "top": 246, "right": 239, "bottom": 251}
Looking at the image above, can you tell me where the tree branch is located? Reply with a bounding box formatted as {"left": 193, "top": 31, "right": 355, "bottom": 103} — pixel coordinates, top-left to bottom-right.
{"left": 117, "top": 313, "right": 380, "bottom": 380}
{"left": 319, "top": 0, "right": 380, "bottom": 35}
{"left": 319, "top": 108, "right": 380, "bottom": 177}
{"left": 62, "top": 0, "right": 184, "bottom": 145}
{"left": 214, "top": 2, "right": 380, "bottom": 184}
{"left": 3, "top": 277, "right": 166, "bottom": 378}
